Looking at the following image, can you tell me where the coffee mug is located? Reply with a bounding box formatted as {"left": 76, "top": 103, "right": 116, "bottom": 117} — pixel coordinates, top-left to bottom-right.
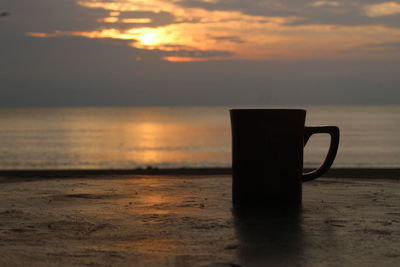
{"left": 230, "top": 109, "right": 339, "bottom": 209}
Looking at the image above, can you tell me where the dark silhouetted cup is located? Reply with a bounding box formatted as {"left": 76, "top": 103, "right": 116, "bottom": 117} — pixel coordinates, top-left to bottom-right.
{"left": 230, "top": 109, "right": 339, "bottom": 210}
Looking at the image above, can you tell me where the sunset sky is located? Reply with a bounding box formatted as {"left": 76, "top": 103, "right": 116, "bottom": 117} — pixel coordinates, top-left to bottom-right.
{"left": 1, "top": 0, "right": 400, "bottom": 106}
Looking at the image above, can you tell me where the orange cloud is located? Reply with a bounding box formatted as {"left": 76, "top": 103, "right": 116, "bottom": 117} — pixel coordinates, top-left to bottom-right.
{"left": 365, "top": 2, "right": 400, "bottom": 17}
{"left": 26, "top": 0, "right": 400, "bottom": 61}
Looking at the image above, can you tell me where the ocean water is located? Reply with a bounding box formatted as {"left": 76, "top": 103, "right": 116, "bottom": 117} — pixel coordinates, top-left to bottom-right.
{"left": 0, "top": 106, "right": 399, "bottom": 170}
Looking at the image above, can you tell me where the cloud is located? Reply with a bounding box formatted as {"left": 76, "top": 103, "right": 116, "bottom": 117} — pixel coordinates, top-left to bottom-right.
{"left": 311, "top": 1, "right": 341, "bottom": 7}
{"left": 2, "top": 0, "right": 179, "bottom": 33}
{"left": 4, "top": 0, "right": 400, "bottom": 64}
{"left": 23, "top": 31, "right": 234, "bottom": 62}
{"left": 10, "top": 0, "right": 109, "bottom": 32}
{"left": 364, "top": 1, "right": 400, "bottom": 17}
{"left": 96, "top": 10, "right": 177, "bottom": 29}
{"left": 176, "top": 0, "right": 400, "bottom": 27}
{"left": 16, "top": 0, "right": 400, "bottom": 62}
{"left": 367, "top": 41, "right": 400, "bottom": 48}
{"left": 161, "top": 48, "right": 234, "bottom": 62}
{"left": 210, "top": 35, "right": 245, "bottom": 43}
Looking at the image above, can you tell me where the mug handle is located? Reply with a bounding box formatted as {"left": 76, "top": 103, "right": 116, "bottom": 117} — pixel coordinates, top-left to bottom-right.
{"left": 302, "top": 126, "right": 340, "bottom": 182}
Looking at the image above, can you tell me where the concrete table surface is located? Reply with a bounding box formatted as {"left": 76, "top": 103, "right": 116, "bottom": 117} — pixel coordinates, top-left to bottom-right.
{"left": 0, "top": 175, "right": 399, "bottom": 266}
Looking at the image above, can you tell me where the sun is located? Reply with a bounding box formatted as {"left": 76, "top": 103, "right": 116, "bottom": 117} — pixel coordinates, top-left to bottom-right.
{"left": 137, "top": 32, "right": 159, "bottom": 46}
{"left": 129, "top": 28, "right": 168, "bottom": 48}
{"left": 129, "top": 27, "right": 182, "bottom": 49}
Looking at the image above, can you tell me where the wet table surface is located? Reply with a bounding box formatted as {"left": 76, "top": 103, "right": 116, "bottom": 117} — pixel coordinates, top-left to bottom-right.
{"left": 0, "top": 175, "right": 399, "bottom": 266}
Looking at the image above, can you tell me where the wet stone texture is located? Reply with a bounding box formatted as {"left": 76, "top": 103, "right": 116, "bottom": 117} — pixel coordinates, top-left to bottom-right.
{"left": 0, "top": 175, "right": 399, "bottom": 266}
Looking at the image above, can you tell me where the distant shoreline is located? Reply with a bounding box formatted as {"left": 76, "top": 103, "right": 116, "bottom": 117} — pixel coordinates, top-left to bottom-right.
{"left": 0, "top": 168, "right": 399, "bottom": 179}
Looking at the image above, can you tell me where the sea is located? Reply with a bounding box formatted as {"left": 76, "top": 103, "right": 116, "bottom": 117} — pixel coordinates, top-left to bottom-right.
{"left": 0, "top": 105, "right": 399, "bottom": 170}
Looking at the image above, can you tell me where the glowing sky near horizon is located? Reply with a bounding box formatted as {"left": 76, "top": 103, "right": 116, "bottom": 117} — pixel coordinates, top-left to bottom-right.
{"left": 26, "top": 0, "right": 400, "bottom": 62}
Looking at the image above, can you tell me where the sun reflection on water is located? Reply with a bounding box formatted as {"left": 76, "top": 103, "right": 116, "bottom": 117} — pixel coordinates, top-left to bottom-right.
{"left": 128, "top": 122, "right": 165, "bottom": 163}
